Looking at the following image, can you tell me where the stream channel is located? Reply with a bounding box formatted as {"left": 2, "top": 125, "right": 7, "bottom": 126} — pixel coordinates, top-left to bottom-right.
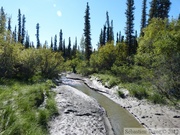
{"left": 61, "top": 77, "right": 147, "bottom": 135}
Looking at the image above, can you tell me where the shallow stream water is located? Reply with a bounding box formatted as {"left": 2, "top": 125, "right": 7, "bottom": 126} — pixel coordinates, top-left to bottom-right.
{"left": 61, "top": 77, "right": 147, "bottom": 135}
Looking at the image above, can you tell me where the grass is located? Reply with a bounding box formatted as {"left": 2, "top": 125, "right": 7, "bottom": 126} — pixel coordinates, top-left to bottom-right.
{"left": 93, "top": 73, "right": 120, "bottom": 88}
{"left": 0, "top": 79, "right": 58, "bottom": 135}
{"left": 93, "top": 73, "right": 168, "bottom": 105}
{"left": 122, "top": 82, "right": 167, "bottom": 104}
{"left": 122, "top": 83, "right": 150, "bottom": 100}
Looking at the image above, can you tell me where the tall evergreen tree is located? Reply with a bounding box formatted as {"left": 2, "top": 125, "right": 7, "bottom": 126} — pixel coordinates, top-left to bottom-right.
{"left": 80, "top": 34, "right": 85, "bottom": 53}
{"left": 148, "top": 0, "right": 171, "bottom": 23}
{"left": 0, "top": 7, "right": 6, "bottom": 34}
{"left": 140, "top": 0, "right": 147, "bottom": 36}
{"left": 63, "top": 39, "right": 66, "bottom": 57}
{"left": 54, "top": 34, "right": 57, "bottom": 51}
{"left": 72, "top": 37, "right": 77, "bottom": 56}
{"left": 43, "top": 40, "right": 48, "bottom": 48}
{"left": 13, "top": 26, "right": 17, "bottom": 42}
{"left": 125, "top": 0, "right": 135, "bottom": 56}
{"left": 158, "top": 0, "right": 171, "bottom": 19}
{"left": 59, "top": 29, "right": 63, "bottom": 51}
{"left": 116, "top": 32, "right": 119, "bottom": 44}
{"left": 7, "top": 17, "right": 11, "bottom": 32}
{"left": 74, "top": 37, "right": 77, "bottom": 51}
{"left": 102, "top": 25, "right": 106, "bottom": 45}
{"left": 106, "top": 11, "right": 110, "bottom": 42}
{"left": 132, "top": 30, "right": 138, "bottom": 54}
{"left": 84, "top": 2, "right": 92, "bottom": 61}
{"left": 119, "top": 31, "right": 121, "bottom": 42}
{"left": 109, "top": 20, "right": 114, "bottom": 42}
{"left": 36, "top": 23, "right": 40, "bottom": 48}
{"left": 21, "top": 15, "right": 26, "bottom": 44}
{"left": 18, "top": 9, "right": 21, "bottom": 43}
{"left": 99, "top": 29, "right": 103, "bottom": 47}
{"left": 25, "top": 31, "right": 30, "bottom": 48}
{"left": 68, "top": 37, "right": 71, "bottom": 58}
{"left": 148, "top": 0, "right": 158, "bottom": 22}
{"left": 50, "top": 37, "right": 53, "bottom": 49}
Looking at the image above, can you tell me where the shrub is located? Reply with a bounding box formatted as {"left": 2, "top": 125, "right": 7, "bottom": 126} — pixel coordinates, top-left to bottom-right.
{"left": 125, "top": 83, "right": 149, "bottom": 100}
{"left": 149, "top": 93, "right": 167, "bottom": 104}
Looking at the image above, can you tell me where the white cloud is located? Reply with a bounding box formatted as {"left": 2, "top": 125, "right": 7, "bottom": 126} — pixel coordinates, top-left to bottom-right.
{"left": 57, "top": 10, "right": 62, "bottom": 17}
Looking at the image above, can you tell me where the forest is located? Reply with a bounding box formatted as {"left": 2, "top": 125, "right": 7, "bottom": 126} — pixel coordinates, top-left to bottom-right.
{"left": 0, "top": 0, "right": 180, "bottom": 134}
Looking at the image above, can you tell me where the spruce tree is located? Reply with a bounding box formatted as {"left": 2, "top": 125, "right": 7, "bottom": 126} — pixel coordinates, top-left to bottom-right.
{"left": 63, "top": 39, "right": 66, "bottom": 57}
{"left": 50, "top": 37, "right": 53, "bottom": 49}
{"left": 103, "top": 25, "right": 106, "bottom": 45}
{"left": 72, "top": 37, "right": 77, "bottom": 56}
{"left": 25, "top": 32, "right": 30, "bottom": 48}
{"left": 21, "top": 15, "right": 26, "bottom": 44}
{"left": 74, "top": 37, "right": 77, "bottom": 51}
{"left": 148, "top": 0, "right": 157, "bottom": 23}
{"left": 68, "top": 37, "right": 71, "bottom": 58}
{"left": 59, "top": 29, "right": 63, "bottom": 51}
{"left": 116, "top": 32, "right": 119, "bottom": 44}
{"left": 13, "top": 26, "right": 17, "bottom": 42}
{"left": 7, "top": 17, "right": 11, "bottom": 31}
{"left": 140, "top": 0, "right": 147, "bottom": 36}
{"left": 84, "top": 2, "right": 92, "bottom": 61}
{"left": 158, "top": 0, "right": 171, "bottom": 19}
{"left": 106, "top": 11, "right": 110, "bottom": 42}
{"left": 99, "top": 29, "right": 103, "bottom": 47}
{"left": 80, "top": 35, "right": 85, "bottom": 53}
{"left": 18, "top": 9, "right": 21, "bottom": 43}
{"left": 36, "top": 23, "right": 40, "bottom": 48}
{"left": 0, "top": 7, "right": 6, "bottom": 34}
{"left": 54, "top": 34, "right": 57, "bottom": 51}
{"left": 125, "top": 0, "right": 135, "bottom": 56}
{"left": 148, "top": 0, "right": 171, "bottom": 23}
{"left": 110, "top": 20, "right": 114, "bottom": 41}
{"left": 119, "top": 31, "right": 121, "bottom": 42}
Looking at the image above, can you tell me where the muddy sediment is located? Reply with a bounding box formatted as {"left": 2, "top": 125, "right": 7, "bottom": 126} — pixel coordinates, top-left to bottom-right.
{"left": 66, "top": 73, "right": 180, "bottom": 135}
{"left": 48, "top": 85, "right": 114, "bottom": 135}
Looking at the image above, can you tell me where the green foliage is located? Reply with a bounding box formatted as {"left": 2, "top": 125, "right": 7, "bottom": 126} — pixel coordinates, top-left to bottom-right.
{"left": 148, "top": 0, "right": 171, "bottom": 22}
{"left": 149, "top": 93, "right": 167, "bottom": 104}
{"left": 38, "top": 49, "right": 64, "bottom": 79}
{"left": 125, "top": 0, "right": 136, "bottom": 55}
{"left": 90, "top": 43, "right": 116, "bottom": 71}
{"left": 123, "top": 83, "right": 149, "bottom": 100}
{"left": 136, "top": 18, "right": 180, "bottom": 101}
{"left": 0, "top": 80, "right": 58, "bottom": 135}
{"left": 84, "top": 2, "right": 92, "bottom": 61}
{"left": 0, "top": 40, "right": 64, "bottom": 80}
{"left": 93, "top": 73, "right": 120, "bottom": 88}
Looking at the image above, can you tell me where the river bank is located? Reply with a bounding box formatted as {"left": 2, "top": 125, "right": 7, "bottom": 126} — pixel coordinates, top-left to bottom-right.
{"left": 48, "top": 85, "right": 114, "bottom": 135}
{"left": 65, "top": 73, "right": 180, "bottom": 135}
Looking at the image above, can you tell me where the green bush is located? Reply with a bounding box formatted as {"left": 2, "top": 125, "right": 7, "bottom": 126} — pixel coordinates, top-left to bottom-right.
{"left": 124, "top": 83, "right": 149, "bottom": 100}
{"left": 0, "top": 41, "right": 64, "bottom": 80}
{"left": 149, "top": 93, "right": 167, "bottom": 104}
{"left": 93, "top": 73, "right": 120, "bottom": 88}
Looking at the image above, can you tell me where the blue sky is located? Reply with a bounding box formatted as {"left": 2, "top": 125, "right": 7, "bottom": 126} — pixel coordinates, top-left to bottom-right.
{"left": 1, "top": 0, "right": 180, "bottom": 49}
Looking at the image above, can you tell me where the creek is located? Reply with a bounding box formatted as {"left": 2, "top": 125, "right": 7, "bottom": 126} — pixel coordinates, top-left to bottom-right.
{"left": 61, "top": 77, "right": 147, "bottom": 135}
